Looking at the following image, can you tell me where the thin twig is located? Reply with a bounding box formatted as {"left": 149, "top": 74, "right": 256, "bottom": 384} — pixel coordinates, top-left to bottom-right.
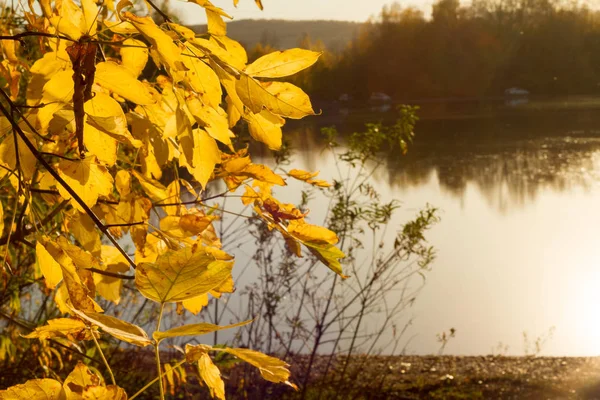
{"left": 88, "top": 267, "right": 134, "bottom": 280}
{"left": 90, "top": 329, "right": 117, "bottom": 385}
{"left": 0, "top": 88, "right": 137, "bottom": 270}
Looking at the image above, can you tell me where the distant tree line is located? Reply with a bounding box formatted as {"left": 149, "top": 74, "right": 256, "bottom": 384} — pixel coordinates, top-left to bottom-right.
{"left": 251, "top": 0, "right": 600, "bottom": 100}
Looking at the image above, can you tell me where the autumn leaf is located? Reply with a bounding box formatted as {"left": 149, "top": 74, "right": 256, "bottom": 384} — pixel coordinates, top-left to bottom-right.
{"left": 69, "top": 307, "right": 152, "bottom": 347}
{"left": 95, "top": 61, "right": 156, "bottom": 105}
{"left": 245, "top": 48, "right": 321, "bottom": 78}
{"left": 0, "top": 379, "right": 65, "bottom": 399}
{"left": 56, "top": 156, "right": 114, "bottom": 212}
{"left": 303, "top": 241, "right": 348, "bottom": 279}
{"left": 245, "top": 110, "right": 285, "bottom": 150}
{"left": 236, "top": 75, "right": 315, "bottom": 119}
{"left": 153, "top": 319, "right": 251, "bottom": 341}
{"left": 23, "top": 318, "right": 91, "bottom": 341}
{"left": 135, "top": 246, "right": 234, "bottom": 303}
{"left": 197, "top": 353, "right": 225, "bottom": 400}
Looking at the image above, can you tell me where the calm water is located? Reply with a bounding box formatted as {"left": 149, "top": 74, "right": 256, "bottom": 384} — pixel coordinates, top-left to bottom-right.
{"left": 262, "top": 107, "right": 600, "bottom": 356}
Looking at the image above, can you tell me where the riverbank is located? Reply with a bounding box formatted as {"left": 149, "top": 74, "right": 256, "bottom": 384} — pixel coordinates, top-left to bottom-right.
{"left": 296, "top": 355, "right": 600, "bottom": 399}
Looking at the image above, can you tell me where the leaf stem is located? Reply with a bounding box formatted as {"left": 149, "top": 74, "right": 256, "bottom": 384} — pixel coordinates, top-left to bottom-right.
{"left": 90, "top": 329, "right": 116, "bottom": 385}
{"left": 129, "top": 359, "right": 186, "bottom": 400}
{"left": 154, "top": 303, "right": 166, "bottom": 400}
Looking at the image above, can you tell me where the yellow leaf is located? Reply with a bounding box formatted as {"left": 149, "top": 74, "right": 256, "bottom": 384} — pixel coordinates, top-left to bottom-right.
{"left": 56, "top": 156, "right": 114, "bottom": 212}
{"left": 40, "top": 238, "right": 101, "bottom": 313}
{"left": 135, "top": 246, "right": 233, "bottom": 303}
{"left": 81, "top": 0, "right": 98, "bottom": 36}
{"left": 95, "top": 61, "right": 156, "bottom": 105}
{"left": 245, "top": 48, "right": 321, "bottom": 78}
{"left": 69, "top": 307, "right": 152, "bottom": 347}
{"left": 206, "top": 9, "right": 227, "bottom": 36}
{"left": 54, "top": 284, "right": 71, "bottom": 314}
{"left": 103, "top": 19, "right": 138, "bottom": 34}
{"left": 288, "top": 222, "right": 338, "bottom": 245}
{"left": 0, "top": 379, "right": 65, "bottom": 399}
{"left": 83, "top": 120, "right": 118, "bottom": 166}
{"left": 26, "top": 51, "right": 71, "bottom": 106}
{"left": 186, "top": 129, "right": 220, "bottom": 189}
{"left": 36, "top": 241, "right": 63, "bottom": 289}
{"left": 186, "top": 97, "right": 234, "bottom": 149}
{"left": 84, "top": 92, "right": 142, "bottom": 147}
{"left": 236, "top": 76, "right": 315, "bottom": 119}
{"left": 160, "top": 214, "right": 217, "bottom": 238}
{"left": 115, "top": 170, "right": 131, "bottom": 198}
{"left": 153, "top": 319, "right": 251, "bottom": 341}
{"left": 287, "top": 169, "right": 318, "bottom": 181}
{"left": 56, "top": 236, "right": 101, "bottom": 270}
{"left": 181, "top": 293, "right": 208, "bottom": 315}
{"left": 218, "top": 347, "right": 296, "bottom": 388}
{"left": 49, "top": 16, "right": 82, "bottom": 41}
{"left": 64, "top": 362, "right": 100, "bottom": 391}
{"left": 121, "top": 12, "right": 188, "bottom": 81}
{"left": 0, "top": 202, "right": 4, "bottom": 236}
{"left": 93, "top": 245, "right": 130, "bottom": 304}
{"left": 0, "top": 127, "right": 38, "bottom": 181}
{"left": 189, "top": 37, "right": 245, "bottom": 71}
{"left": 23, "top": 318, "right": 90, "bottom": 341}
{"left": 131, "top": 170, "right": 168, "bottom": 203}
{"left": 197, "top": 353, "right": 225, "bottom": 400}
{"left": 37, "top": 73, "right": 72, "bottom": 135}
{"left": 226, "top": 164, "right": 285, "bottom": 186}
{"left": 211, "top": 36, "right": 247, "bottom": 66}
{"left": 67, "top": 212, "right": 101, "bottom": 256}
{"left": 226, "top": 95, "right": 241, "bottom": 128}
{"left": 120, "top": 38, "right": 148, "bottom": 77}
{"left": 181, "top": 52, "right": 222, "bottom": 108}
{"left": 187, "top": 0, "right": 232, "bottom": 18}
{"left": 245, "top": 110, "right": 284, "bottom": 150}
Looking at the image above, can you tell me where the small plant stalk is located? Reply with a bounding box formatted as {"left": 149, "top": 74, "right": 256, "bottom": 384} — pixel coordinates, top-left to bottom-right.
{"left": 90, "top": 329, "right": 116, "bottom": 386}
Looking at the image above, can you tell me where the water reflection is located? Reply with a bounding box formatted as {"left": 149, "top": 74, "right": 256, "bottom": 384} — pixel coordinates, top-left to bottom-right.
{"left": 275, "top": 109, "right": 600, "bottom": 355}
{"left": 285, "top": 111, "right": 600, "bottom": 213}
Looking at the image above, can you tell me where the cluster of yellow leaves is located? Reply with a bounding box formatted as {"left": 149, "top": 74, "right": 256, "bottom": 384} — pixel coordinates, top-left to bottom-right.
{"left": 0, "top": 0, "right": 348, "bottom": 397}
{"left": 0, "top": 362, "right": 127, "bottom": 399}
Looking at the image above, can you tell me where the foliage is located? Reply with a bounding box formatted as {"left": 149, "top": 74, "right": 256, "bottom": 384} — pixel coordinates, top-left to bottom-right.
{"left": 0, "top": 0, "right": 347, "bottom": 398}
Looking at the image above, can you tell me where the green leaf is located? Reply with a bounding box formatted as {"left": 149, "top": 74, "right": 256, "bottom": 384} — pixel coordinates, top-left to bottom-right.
{"left": 153, "top": 319, "right": 251, "bottom": 342}
{"left": 135, "top": 246, "right": 234, "bottom": 303}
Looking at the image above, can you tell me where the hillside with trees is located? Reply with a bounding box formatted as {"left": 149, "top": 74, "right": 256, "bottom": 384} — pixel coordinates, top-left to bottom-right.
{"left": 243, "top": 0, "right": 600, "bottom": 101}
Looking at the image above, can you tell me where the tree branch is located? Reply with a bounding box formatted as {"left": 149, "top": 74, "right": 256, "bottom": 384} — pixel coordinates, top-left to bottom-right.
{"left": 0, "top": 88, "right": 137, "bottom": 270}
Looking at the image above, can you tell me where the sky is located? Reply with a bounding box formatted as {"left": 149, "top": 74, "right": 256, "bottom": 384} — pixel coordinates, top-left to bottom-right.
{"left": 172, "top": 0, "right": 434, "bottom": 25}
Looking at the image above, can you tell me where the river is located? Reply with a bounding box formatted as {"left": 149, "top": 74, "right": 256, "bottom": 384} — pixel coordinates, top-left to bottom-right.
{"left": 240, "top": 104, "right": 600, "bottom": 356}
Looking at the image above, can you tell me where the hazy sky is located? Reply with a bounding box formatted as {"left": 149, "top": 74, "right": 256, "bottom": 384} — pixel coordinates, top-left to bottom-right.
{"left": 172, "top": 0, "right": 433, "bottom": 25}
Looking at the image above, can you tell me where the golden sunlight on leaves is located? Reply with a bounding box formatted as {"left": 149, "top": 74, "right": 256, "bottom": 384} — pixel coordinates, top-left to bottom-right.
{"left": 135, "top": 246, "right": 234, "bottom": 303}
{"left": 69, "top": 307, "right": 152, "bottom": 347}
{"left": 22, "top": 318, "right": 91, "bottom": 341}
{"left": 219, "top": 347, "right": 297, "bottom": 388}
{"left": 245, "top": 48, "right": 322, "bottom": 78}
{"left": 56, "top": 156, "right": 114, "bottom": 212}
{"left": 153, "top": 319, "right": 251, "bottom": 341}
{"left": 197, "top": 353, "right": 226, "bottom": 400}
{"left": 0, "top": 379, "right": 65, "bottom": 399}
{"left": 95, "top": 62, "right": 155, "bottom": 105}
